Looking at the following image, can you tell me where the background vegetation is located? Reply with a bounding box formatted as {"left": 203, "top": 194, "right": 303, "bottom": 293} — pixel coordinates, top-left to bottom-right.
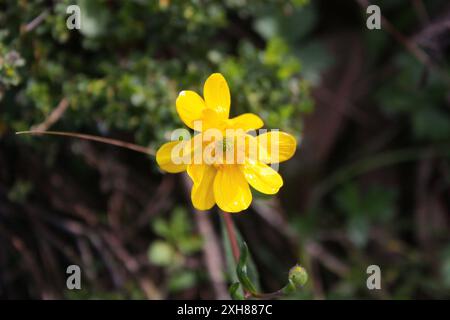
{"left": 0, "top": 0, "right": 449, "bottom": 299}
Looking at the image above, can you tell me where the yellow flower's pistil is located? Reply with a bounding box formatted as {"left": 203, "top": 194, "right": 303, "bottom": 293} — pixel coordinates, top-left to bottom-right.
{"left": 156, "top": 73, "right": 297, "bottom": 212}
{"left": 201, "top": 133, "right": 244, "bottom": 166}
{"left": 220, "top": 138, "right": 232, "bottom": 153}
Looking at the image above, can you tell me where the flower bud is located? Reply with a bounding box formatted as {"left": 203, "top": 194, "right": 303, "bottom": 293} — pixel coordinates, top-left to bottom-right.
{"left": 288, "top": 264, "right": 308, "bottom": 287}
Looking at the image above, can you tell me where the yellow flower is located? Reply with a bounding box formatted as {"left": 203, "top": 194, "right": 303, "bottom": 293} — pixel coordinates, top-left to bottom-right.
{"left": 156, "top": 73, "right": 297, "bottom": 213}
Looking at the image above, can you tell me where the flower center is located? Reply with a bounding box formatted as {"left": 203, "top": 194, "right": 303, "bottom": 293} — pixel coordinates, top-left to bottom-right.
{"left": 218, "top": 137, "right": 233, "bottom": 153}
{"left": 211, "top": 136, "right": 246, "bottom": 166}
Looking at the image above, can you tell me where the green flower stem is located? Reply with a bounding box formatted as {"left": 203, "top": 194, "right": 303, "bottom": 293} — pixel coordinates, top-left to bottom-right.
{"left": 222, "top": 212, "right": 256, "bottom": 299}
{"left": 231, "top": 241, "right": 308, "bottom": 300}
{"left": 241, "top": 275, "right": 305, "bottom": 299}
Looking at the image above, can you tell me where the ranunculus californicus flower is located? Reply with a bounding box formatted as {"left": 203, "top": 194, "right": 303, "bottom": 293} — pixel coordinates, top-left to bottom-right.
{"left": 156, "top": 73, "right": 297, "bottom": 213}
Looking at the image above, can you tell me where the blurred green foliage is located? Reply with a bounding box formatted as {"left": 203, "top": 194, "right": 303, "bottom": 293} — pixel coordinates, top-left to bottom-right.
{"left": 1, "top": 0, "right": 313, "bottom": 150}
{"left": 335, "top": 183, "right": 396, "bottom": 248}
{"left": 1, "top": 0, "right": 317, "bottom": 300}
{"left": 149, "top": 207, "right": 203, "bottom": 293}
{"left": 377, "top": 54, "right": 450, "bottom": 141}
{"left": 1, "top": 0, "right": 450, "bottom": 300}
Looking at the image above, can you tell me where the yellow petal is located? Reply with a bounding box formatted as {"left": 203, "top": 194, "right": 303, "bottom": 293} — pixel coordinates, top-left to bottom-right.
{"left": 201, "top": 108, "right": 226, "bottom": 132}
{"left": 187, "top": 164, "right": 217, "bottom": 210}
{"left": 228, "top": 113, "right": 264, "bottom": 131}
{"left": 184, "top": 133, "right": 205, "bottom": 164}
{"left": 256, "top": 131, "right": 297, "bottom": 163}
{"left": 242, "top": 158, "right": 283, "bottom": 194}
{"left": 213, "top": 165, "right": 252, "bottom": 213}
{"left": 176, "top": 90, "right": 206, "bottom": 129}
{"left": 156, "top": 141, "right": 189, "bottom": 173}
{"left": 244, "top": 134, "right": 269, "bottom": 163}
{"left": 203, "top": 73, "right": 230, "bottom": 119}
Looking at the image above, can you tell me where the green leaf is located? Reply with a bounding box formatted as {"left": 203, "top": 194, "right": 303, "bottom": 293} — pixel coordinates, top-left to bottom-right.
{"left": 147, "top": 240, "right": 175, "bottom": 266}
{"left": 178, "top": 235, "right": 203, "bottom": 254}
{"left": 229, "top": 283, "right": 245, "bottom": 300}
{"left": 152, "top": 219, "right": 170, "bottom": 238}
{"left": 282, "top": 279, "right": 297, "bottom": 295}
{"left": 441, "top": 246, "right": 450, "bottom": 289}
{"left": 236, "top": 242, "right": 258, "bottom": 295}
{"left": 170, "top": 207, "right": 191, "bottom": 241}
{"left": 79, "top": 0, "right": 110, "bottom": 38}
{"left": 168, "top": 270, "right": 197, "bottom": 292}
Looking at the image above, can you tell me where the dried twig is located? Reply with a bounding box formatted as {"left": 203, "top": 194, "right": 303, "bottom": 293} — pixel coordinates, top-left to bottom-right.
{"left": 195, "top": 212, "right": 229, "bottom": 299}
{"left": 305, "top": 241, "right": 350, "bottom": 277}
{"left": 356, "top": 0, "right": 431, "bottom": 67}
{"left": 182, "top": 175, "right": 229, "bottom": 299}
{"left": 21, "top": 10, "right": 49, "bottom": 33}
{"left": 32, "top": 98, "right": 69, "bottom": 132}
{"left": 100, "top": 230, "right": 162, "bottom": 299}
{"left": 412, "top": 0, "right": 429, "bottom": 24}
{"left": 16, "top": 130, "right": 155, "bottom": 155}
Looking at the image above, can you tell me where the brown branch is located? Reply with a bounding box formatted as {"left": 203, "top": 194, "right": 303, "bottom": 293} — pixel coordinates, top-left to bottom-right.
{"left": 21, "top": 10, "right": 49, "bottom": 33}
{"left": 182, "top": 175, "right": 229, "bottom": 299}
{"left": 412, "top": 0, "right": 429, "bottom": 24}
{"left": 100, "top": 230, "right": 163, "bottom": 299}
{"left": 32, "top": 98, "right": 69, "bottom": 132}
{"left": 358, "top": 1, "right": 450, "bottom": 84}
{"left": 414, "top": 10, "right": 450, "bottom": 50}
{"left": 356, "top": 0, "right": 431, "bottom": 67}
{"left": 195, "top": 212, "right": 229, "bottom": 299}
{"left": 16, "top": 130, "right": 155, "bottom": 155}
{"left": 305, "top": 241, "right": 350, "bottom": 277}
